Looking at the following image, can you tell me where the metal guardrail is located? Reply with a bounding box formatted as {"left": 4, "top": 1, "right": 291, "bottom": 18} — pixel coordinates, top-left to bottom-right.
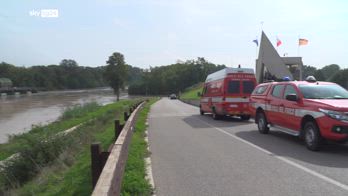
{"left": 91, "top": 100, "right": 146, "bottom": 196}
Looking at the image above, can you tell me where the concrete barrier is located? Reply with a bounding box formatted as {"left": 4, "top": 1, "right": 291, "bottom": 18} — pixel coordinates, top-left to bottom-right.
{"left": 179, "top": 99, "right": 200, "bottom": 107}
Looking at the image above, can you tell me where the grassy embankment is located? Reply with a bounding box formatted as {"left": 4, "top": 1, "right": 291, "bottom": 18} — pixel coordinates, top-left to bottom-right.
{"left": 0, "top": 99, "right": 154, "bottom": 195}
{"left": 121, "top": 98, "right": 158, "bottom": 196}
{"left": 180, "top": 83, "right": 203, "bottom": 100}
{"left": 0, "top": 102, "right": 100, "bottom": 161}
{"left": 1, "top": 99, "right": 156, "bottom": 195}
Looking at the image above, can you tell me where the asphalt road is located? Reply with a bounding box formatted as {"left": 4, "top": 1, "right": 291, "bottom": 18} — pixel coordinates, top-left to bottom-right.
{"left": 148, "top": 98, "right": 348, "bottom": 196}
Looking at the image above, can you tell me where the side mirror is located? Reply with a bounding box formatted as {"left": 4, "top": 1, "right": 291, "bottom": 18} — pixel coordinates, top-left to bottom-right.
{"left": 286, "top": 94, "right": 298, "bottom": 102}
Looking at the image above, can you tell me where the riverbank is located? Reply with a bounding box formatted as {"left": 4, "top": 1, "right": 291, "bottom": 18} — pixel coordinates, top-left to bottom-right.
{"left": 0, "top": 99, "right": 143, "bottom": 195}
{"left": 0, "top": 88, "right": 126, "bottom": 143}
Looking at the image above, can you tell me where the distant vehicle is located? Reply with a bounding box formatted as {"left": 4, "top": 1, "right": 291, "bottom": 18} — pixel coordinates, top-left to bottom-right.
{"left": 170, "top": 94, "right": 177, "bottom": 99}
{"left": 200, "top": 67, "right": 257, "bottom": 120}
{"left": 250, "top": 76, "right": 348, "bottom": 151}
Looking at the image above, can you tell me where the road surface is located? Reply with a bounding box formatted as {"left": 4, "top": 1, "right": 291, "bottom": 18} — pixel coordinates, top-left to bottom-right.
{"left": 148, "top": 98, "right": 348, "bottom": 196}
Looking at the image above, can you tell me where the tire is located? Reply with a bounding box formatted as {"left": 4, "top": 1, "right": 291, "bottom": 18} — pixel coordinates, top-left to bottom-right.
{"left": 256, "top": 112, "right": 269, "bottom": 134}
{"left": 241, "top": 115, "right": 251, "bottom": 121}
{"left": 200, "top": 106, "right": 204, "bottom": 115}
{"left": 212, "top": 109, "right": 222, "bottom": 120}
{"left": 304, "top": 121, "right": 322, "bottom": 151}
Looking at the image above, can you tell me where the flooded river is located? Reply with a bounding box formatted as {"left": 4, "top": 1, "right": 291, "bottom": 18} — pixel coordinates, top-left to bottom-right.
{"left": 0, "top": 88, "right": 126, "bottom": 144}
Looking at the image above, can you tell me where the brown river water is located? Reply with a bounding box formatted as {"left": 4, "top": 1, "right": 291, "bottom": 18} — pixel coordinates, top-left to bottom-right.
{"left": 0, "top": 88, "right": 127, "bottom": 144}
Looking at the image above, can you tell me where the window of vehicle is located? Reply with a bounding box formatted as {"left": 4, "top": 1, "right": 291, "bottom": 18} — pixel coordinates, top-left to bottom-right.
{"left": 228, "top": 81, "right": 240, "bottom": 94}
{"left": 252, "top": 85, "right": 269, "bottom": 95}
{"left": 283, "top": 85, "right": 298, "bottom": 98}
{"left": 299, "top": 84, "right": 348, "bottom": 99}
{"left": 271, "top": 85, "right": 284, "bottom": 98}
{"left": 243, "top": 81, "right": 255, "bottom": 94}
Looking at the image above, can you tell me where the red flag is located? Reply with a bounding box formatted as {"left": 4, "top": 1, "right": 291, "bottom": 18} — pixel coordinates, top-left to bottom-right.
{"left": 276, "top": 38, "right": 282, "bottom": 47}
{"left": 299, "top": 38, "right": 308, "bottom": 46}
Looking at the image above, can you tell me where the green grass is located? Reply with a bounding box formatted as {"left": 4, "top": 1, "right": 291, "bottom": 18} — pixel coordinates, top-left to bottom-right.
{"left": 0, "top": 99, "right": 141, "bottom": 195}
{"left": 121, "top": 98, "right": 158, "bottom": 196}
{"left": 0, "top": 102, "right": 101, "bottom": 161}
{"left": 3, "top": 98, "right": 158, "bottom": 196}
{"left": 180, "top": 83, "right": 203, "bottom": 100}
{"left": 60, "top": 102, "right": 100, "bottom": 120}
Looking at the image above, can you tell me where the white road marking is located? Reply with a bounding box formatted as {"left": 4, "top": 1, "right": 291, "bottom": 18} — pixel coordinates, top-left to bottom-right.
{"left": 194, "top": 117, "right": 348, "bottom": 192}
{"left": 145, "top": 127, "right": 156, "bottom": 196}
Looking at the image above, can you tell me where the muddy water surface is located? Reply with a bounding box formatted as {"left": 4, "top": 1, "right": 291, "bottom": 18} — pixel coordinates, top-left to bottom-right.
{"left": 0, "top": 88, "right": 126, "bottom": 143}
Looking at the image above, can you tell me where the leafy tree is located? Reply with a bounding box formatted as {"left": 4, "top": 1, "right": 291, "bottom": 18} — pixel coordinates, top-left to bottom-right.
{"left": 59, "top": 59, "right": 78, "bottom": 67}
{"left": 127, "top": 65, "right": 143, "bottom": 85}
{"left": 104, "top": 52, "right": 127, "bottom": 100}
{"left": 314, "top": 70, "right": 325, "bottom": 81}
{"left": 321, "top": 64, "right": 340, "bottom": 80}
{"left": 302, "top": 65, "right": 317, "bottom": 79}
{"left": 329, "top": 69, "right": 348, "bottom": 89}
{"left": 0, "top": 61, "right": 106, "bottom": 90}
{"left": 128, "top": 57, "right": 225, "bottom": 95}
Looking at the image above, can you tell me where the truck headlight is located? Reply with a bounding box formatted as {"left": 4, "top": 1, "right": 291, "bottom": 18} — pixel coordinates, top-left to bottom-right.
{"left": 319, "top": 108, "right": 348, "bottom": 121}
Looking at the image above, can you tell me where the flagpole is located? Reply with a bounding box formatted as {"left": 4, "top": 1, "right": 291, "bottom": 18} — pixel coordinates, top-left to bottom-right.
{"left": 297, "top": 35, "right": 300, "bottom": 56}
{"left": 260, "top": 21, "right": 264, "bottom": 31}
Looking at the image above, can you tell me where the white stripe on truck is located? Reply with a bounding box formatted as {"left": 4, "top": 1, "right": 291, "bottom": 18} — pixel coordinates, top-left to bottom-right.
{"left": 252, "top": 103, "right": 325, "bottom": 119}
{"left": 201, "top": 97, "right": 249, "bottom": 103}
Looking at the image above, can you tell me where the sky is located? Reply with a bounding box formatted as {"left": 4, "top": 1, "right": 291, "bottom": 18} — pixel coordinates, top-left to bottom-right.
{"left": 1, "top": 0, "right": 348, "bottom": 70}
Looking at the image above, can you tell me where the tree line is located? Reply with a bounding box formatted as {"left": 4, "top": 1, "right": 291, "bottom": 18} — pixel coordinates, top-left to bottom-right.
{"left": 127, "top": 57, "right": 226, "bottom": 95}
{"left": 1, "top": 54, "right": 347, "bottom": 95}
{"left": 303, "top": 64, "right": 348, "bottom": 88}
{"left": 0, "top": 60, "right": 106, "bottom": 90}
{"left": 0, "top": 56, "right": 226, "bottom": 96}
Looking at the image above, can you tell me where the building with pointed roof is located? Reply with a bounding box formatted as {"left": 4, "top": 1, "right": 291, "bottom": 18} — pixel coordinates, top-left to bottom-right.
{"left": 256, "top": 31, "right": 303, "bottom": 83}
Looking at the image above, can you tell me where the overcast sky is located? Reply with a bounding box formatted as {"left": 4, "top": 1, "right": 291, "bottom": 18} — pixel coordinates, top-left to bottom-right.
{"left": 1, "top": 0, "right": 347, "bottom": 69}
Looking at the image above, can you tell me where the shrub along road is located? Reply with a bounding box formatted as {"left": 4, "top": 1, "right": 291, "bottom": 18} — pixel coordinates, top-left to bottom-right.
{"left": 148, "top": 98, "right": 348, "bottom": 196}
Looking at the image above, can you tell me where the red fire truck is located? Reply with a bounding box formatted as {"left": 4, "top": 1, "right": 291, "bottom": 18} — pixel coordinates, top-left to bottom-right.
{"left": 200, "top": 67, "right": 257, "bottom": 120}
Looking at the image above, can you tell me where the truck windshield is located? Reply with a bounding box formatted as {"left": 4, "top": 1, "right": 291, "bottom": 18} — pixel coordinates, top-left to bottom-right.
{"left": 299, "top": 84, "right": 348, "bottom": 99}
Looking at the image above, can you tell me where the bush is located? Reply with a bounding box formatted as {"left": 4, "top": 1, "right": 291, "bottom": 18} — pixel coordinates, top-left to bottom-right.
{"left": 0, "top": 132, "right": 73, "bottom": 193}
{"left": 61, "top": 102, "right": 100, "bottom": 120}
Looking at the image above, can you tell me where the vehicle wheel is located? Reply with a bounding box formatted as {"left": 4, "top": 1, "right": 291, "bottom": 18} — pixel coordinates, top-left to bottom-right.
{"left": 241, "top": 115, "right": 251, "bottom": 121}
{"left": 212, "top": 109, "right": 222, "bottom": 120}
{"left": 257, "top": 112, "right": 269, "bottom": 134}
{"left": 304, "top": 121, "right": 322, "bottom": 151}
{"left": 200, "top": 106, "right": 204, "bottom": 115}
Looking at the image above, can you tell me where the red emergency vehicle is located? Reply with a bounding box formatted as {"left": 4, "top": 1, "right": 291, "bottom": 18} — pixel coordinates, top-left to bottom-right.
{"left": 250, "top": 77, "right": 348, "bottom": 151}
{"left": 200, "top": 67, "right": 257, "bottom": 120}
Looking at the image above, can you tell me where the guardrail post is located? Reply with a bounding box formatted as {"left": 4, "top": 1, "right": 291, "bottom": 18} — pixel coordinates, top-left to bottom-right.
{"left": 91, "top": 142, "right": 102, "bottom": 188}
{"left": 124, "top": 112, "right": 129, "bottom": 121}
{"left": 91, "top": 101, "right": 145, "bottom": 195}
{"left": 114, "top": 120, "right": 121, "bottom": 140}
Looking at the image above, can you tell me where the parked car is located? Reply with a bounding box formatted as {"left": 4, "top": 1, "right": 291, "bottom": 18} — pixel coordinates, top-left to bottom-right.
{"left": 170, "top": 94, "right": 177, "bottom": 99}
{"left": 250, "top": 76, "right": 348, "bottom": 151}
{"left": 200, "top": 67, "right": 257, "bottom": 120}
